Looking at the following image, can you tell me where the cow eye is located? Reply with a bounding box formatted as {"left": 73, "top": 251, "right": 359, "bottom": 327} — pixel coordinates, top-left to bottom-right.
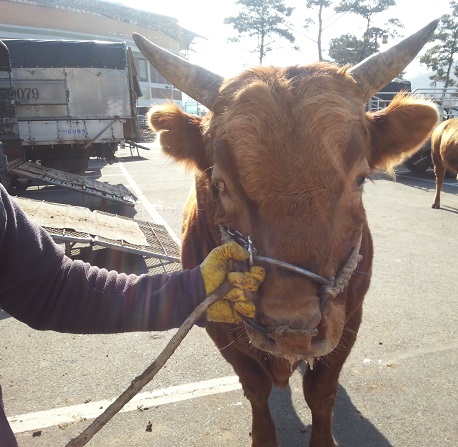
{"left": 356, "top": 176, "right": 366, "bottom": 189}
{"left": 212, "top": 180, "right": 227, "bottom": 194}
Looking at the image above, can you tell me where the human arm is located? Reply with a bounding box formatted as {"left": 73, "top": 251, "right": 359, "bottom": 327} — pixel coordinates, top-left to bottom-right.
{"left": 0, "top": 185, "right": 265, "bottom": 333}
{"left": 0, "top": 184, "right": 206, "bottom": 333}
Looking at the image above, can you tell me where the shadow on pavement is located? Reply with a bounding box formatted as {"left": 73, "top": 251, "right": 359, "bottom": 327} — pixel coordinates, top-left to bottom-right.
{"left": 118, "top": 155, "right": 148, "bottom": 163}
{"left": 0, "top": 309, "right": 11, "bottom": 321}
{"left": 333, "top": 385, "right": 392, "bottom": 447}
{"left": 269, "top": 383, "right": 310, "bottom": 446}
{"left": 375, "top": 169, "right": 458, "bottom": 204}
{"left": 72, "top": 246, "right": 149, "bottom": 275}
{"left": 392, "top": 168, "right": 457, "bottom": 189}
{"left": 437, "top": 205, "right": 458, "bottom": 214}
{"left": 268, "top": 372, "right": 391, "bottom": 447}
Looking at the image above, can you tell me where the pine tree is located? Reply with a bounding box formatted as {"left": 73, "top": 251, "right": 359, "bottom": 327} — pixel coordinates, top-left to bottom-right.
{"left": 420, "top": 1, "right": 458, "bottom": 88}
{"left": 224, "top": 0, "right": 295, "bottom": 64}
{"left": 329, "top": 0, "right": 402, "bottom": 65}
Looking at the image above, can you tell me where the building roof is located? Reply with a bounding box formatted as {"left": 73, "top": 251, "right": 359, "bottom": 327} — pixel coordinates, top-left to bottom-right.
{"left": 4, "top": 0, "right": 200, "bottom": 50}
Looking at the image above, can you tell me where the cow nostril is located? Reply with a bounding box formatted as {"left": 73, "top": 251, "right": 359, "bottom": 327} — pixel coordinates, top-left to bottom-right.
{"left": 259, "top": 315, "right": 275, "bottom": 327}
{"left": 259, "top": 311, "right": 322, "bottom": 336}
{"left": 267, "top": 325, "right": 318, "bottom": 340}
{"left": 306, "top": 311, "right": 322, "bottom": 331}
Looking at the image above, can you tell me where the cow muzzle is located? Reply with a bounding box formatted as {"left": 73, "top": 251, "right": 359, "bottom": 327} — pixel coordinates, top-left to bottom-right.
{"left": 220, "top": 226, "right": 363, "bottom": 358}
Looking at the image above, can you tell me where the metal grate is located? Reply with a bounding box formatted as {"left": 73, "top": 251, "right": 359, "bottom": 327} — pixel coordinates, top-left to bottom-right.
{"left": 15, "top": 196, "right": 182, "bottom": 274}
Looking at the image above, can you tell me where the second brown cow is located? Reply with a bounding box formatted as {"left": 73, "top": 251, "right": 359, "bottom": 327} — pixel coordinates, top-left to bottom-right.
{"left": 431, "top": 118, "right": 458, "bottom": 208}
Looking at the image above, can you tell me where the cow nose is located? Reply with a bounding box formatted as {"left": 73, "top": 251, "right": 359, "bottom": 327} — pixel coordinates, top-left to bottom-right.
{"left": 262, "top": 311, "right": 321, "bottom": 340}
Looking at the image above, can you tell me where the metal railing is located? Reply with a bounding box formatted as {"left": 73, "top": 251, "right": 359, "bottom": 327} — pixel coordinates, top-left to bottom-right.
{"left": 412, "top": 87, "right": 458, "bottom": 118}
{"left": 368, "top": 87, "right": 458, "bottom": 118}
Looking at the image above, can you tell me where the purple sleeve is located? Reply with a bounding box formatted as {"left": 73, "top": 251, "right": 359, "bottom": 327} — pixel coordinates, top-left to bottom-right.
{"left": 0, "top": 184, "right": 206, "bottom": 334}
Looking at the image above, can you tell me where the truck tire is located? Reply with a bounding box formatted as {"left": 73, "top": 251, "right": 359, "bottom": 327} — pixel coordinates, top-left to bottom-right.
{"left": 404, "top": 152, "right": 430, "bottom": 172}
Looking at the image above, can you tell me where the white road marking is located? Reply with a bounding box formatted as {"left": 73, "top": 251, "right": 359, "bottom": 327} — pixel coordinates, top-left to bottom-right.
{"left": 117, "top": 161, "right": 181, "bottom": 246}
{"left": 9, "top": 375, "right": 241, "bottom": 433}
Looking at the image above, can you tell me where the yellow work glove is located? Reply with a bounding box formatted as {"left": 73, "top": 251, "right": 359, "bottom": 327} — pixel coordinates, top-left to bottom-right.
{"left": 206, "top": 266, "right": 265, "bottom": 323}
{"left": 200, "top": 242, "right": 265, "bottom": 324}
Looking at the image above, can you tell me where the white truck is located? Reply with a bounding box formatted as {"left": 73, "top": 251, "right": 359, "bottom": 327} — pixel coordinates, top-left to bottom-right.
{"left": 0, "top": 38, "right": 145, "bottom": 205}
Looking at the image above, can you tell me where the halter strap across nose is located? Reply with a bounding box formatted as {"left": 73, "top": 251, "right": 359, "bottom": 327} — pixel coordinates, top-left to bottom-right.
{"left": 222, "top": 227, "right": 334, "bottom": 287}
{"left": 221, "top": 226, "right": 363, "bottom": 296}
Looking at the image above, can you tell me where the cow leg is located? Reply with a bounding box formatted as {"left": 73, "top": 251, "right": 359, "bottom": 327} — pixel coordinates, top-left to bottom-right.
{"left": 302, "top": 311, "right": 362, "bottom": 447}
{"left": 432, "top": 151, "right": 445, "bottom": 209}
{"left": 224, "top": 351, "right": 277, "bottom": 447}
{"left": 206, "top": 324, "right": 278, "bottom": 447}
{"left": 303, "top": 360, "right": 341, "bottom": 447}
{"left": 240, "top": 362, "right": 277, "bottom": 447}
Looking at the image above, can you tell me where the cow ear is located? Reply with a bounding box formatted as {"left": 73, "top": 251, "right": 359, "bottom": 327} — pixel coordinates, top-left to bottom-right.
{"left": 367, "top": 95, "right": 439, "bottom": 171}
{"left": 147, "top": 104, "right": 209, "bottom": 171}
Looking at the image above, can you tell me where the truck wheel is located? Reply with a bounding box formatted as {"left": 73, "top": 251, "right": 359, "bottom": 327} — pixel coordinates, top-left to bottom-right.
{"left": 404, "top": 153, "right": 430, "bottom": 172}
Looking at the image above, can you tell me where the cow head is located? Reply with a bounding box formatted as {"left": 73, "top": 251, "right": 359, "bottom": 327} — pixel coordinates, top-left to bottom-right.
{"left": 133, "top": 22, "right": 439, "bottom": 364}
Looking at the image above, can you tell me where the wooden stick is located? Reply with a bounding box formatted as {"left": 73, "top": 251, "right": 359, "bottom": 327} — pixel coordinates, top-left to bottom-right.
{"left": 65, "top": 282, "right": 231, "bottom": 447}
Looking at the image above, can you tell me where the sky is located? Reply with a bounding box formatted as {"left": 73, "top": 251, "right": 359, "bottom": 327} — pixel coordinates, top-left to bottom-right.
{"left": 115, "top": 0, "right": 454, "bottom": 89}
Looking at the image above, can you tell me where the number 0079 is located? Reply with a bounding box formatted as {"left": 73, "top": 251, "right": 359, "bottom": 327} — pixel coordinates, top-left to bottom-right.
{"left": 14, "top": 87, "right": 39, "bottom": 100}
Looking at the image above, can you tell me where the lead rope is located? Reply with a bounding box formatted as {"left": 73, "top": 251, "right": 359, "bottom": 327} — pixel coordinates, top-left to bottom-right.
{"left": 65, "top": 283, "right": 232, "bottom": 447}
{"left": 220, "top": 225, "right": 363, "bottom": 296}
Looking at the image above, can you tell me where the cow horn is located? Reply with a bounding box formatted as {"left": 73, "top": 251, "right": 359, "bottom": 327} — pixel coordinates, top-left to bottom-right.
{"left": 349, "top": 19, "right": 438, "bottom": 102}
{"left": 132, "top": 33, "right": 223, "bottom": 110}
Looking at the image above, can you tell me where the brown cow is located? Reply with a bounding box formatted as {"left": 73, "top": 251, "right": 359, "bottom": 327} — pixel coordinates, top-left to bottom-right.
{"left": 133, "top": 21, "right": 439, "bottom": 447}
{"left": 431, "top": 118, "right": 458, "bottom": 208}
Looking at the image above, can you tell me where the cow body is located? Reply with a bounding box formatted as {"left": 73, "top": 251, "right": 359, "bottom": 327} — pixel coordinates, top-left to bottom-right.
{"left": 431, "top": 118, "right": 458, "bottom": 208}
{"left": 134, "top": 21, "right": 439, "bottom": 447}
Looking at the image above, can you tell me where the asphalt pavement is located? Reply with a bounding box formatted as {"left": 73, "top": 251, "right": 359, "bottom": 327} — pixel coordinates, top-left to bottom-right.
{"left": 1, "top": 142, "right": 457, "bottom": 447}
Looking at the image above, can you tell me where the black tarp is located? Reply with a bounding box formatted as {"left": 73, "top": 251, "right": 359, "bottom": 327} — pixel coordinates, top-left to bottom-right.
{"left": 377, "top": 78, "right": 412, "bottom": 101}
{"left": 2, "top": 39, "right": 127, "bottom": 69}
{"left": 0, "top": 41, "right": 12, "bottom": 72}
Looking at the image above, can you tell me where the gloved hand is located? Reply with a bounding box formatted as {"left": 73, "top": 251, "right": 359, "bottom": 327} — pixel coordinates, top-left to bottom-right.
{"left": 200, "top": 242, "right": 265, "bottom": 324}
